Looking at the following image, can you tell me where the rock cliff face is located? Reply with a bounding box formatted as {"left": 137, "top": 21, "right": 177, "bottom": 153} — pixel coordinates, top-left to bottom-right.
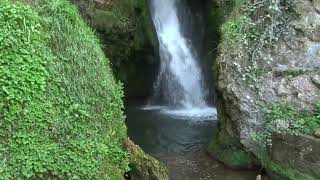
{"left": 210, "top": 0, "right": 320, "bottom": 178}
{"left": 70, "top": 0, "right": 158, "bottom": 98}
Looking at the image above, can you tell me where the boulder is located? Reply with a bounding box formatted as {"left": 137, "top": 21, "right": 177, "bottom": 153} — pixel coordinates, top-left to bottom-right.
{"left": 124, "top": 139, "right": 169, "bottom": 180}
{"left": 272, "top": 134, "right": 320, "bottom": 178}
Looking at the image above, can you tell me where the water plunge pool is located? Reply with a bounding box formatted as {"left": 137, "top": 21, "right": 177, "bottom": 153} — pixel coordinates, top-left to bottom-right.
{"left": 125, "top": 101, "right": 263, "bottom": 180}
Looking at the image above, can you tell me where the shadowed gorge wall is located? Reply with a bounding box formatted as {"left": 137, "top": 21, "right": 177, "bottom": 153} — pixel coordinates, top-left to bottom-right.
{"left": 70, "top": 0, "right": 159, "bottom": 99}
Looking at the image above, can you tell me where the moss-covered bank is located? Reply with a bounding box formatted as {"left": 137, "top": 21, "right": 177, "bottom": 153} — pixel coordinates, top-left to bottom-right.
{"left": 0, "top": 0, "right": 127, "bottom": 178}
{"left": 0, "top": 0, "right": 167, "bottom": 179}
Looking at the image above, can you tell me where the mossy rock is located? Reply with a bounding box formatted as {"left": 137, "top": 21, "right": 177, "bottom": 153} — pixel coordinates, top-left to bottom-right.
{"left": 124, "top": 139, "right": 169, "bottom": 180}
{"left": 208, "top": 125, "right": 257, "bottom": 169}
{"left": 269, "top": 134, "right": 320, "bottom": 179}
{"left": 208, "top": 140, "right": 257, "bottom": 169}
{"left": 265, "top": 160, "right": 315, "bottom": 180}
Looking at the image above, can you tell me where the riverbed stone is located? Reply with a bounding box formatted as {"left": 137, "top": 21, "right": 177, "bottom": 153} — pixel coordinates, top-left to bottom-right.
{"left": 312, "top": 74, "right": 320, "bottom": 88}
{"left": 271, "top": 134, "right": 320, "bottom": 178}
{"left": 315, "top": 129, "right": 320, "bottom": 138}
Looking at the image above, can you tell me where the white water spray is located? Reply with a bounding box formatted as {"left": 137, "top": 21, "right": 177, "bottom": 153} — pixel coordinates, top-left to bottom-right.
{"left": 149, "top": 0, "right": 210, "bottom": 112}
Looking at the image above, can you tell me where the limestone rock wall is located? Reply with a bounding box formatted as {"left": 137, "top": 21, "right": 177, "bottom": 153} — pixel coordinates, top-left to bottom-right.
{"left": 210, "top": 0, "right": 320, "bottom": 174}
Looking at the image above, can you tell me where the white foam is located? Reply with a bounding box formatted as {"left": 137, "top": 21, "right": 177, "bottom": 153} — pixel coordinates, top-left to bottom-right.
{"left": 140, "top": 105, "right": 217, "bottom": 121}
{"left": 160, "top": 107, "right": 217, "bottom": 120}
{"left": 139, "top": 105, "right": 164, "bottom": 110}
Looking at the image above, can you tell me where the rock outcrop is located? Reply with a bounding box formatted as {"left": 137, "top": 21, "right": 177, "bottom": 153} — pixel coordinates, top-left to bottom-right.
{"left": 210, "top": 0, "right": 320, "bottom": 177}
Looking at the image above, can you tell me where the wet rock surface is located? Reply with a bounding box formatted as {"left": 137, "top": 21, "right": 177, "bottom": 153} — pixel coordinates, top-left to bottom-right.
{"left": 272, "top": 134, "right": 320, "bottom": 178}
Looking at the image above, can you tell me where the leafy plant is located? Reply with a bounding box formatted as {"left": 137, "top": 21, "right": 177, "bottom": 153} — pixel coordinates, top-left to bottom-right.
{"left": 219, "top": 0, "right": 294, "bottom": 83}
{"left": 248, "top": 102, "right": 320, "bottom": 180}
{"left": 252, "top": 102, "right": 320, "bottom": 149}
{"left": 0, "top": 0, "right": 129, "bottom": 179}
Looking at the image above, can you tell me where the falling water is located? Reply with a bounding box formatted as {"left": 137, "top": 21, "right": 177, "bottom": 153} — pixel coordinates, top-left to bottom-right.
{"left": 149, "top": 0, "right": 210, "bottom": 112}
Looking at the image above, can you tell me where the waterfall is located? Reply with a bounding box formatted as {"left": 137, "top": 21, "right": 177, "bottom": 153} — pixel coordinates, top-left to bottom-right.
{"left": 149, "top": 0, "right": 209, "bottom": 110}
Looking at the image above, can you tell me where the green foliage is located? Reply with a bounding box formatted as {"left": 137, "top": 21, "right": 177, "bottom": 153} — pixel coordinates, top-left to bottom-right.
{"left": 252, "top": 102, "right": 320, "bottom": 149}
{"left": 0, "top": 0, "right": 129, "bottom": 179}
{"left": 222, "top": 16, "right": 247, "bottom": 41}
{"left": 219, "top": 0, "right": 294, "bottom": 83}
{"left": 250, "top": 102, "right": 320, "bottom": 180}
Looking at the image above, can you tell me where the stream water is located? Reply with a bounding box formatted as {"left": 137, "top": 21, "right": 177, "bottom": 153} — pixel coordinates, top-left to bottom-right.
{"left": 126, "top": 0, "right": 264, "bottom": 179}
{"left": 125, "top": 102, "right": 263, "bottom": 180}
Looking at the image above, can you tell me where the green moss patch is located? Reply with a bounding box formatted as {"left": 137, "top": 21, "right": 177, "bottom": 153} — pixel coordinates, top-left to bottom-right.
{"left": 208, "top": 126, "right": 257, "bottom": 169}
{"left": 264, "top": 159, "right": 315, "bottom": 180}
{"left": 124, "top": 139, "right": 168, "bottom": 180}
{"left": 250, "top": 102, "right": 320, "bottom": 179}
{"left": 209, "top": 144, "right": 255, "bottom": 169}
{"left": 252, "top": 102, "right": 320, "bottom": 148}
{"left": 0, "top": 0, "right": 129, "bottom": 179}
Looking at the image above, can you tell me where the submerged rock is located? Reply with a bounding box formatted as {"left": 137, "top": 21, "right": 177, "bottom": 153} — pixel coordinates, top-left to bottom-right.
{"left": 124, "top": 139, "right": 169, "bottom": 180}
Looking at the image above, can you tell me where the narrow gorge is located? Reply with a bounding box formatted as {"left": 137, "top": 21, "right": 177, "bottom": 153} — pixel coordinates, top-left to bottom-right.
{"left": 1, "top": 0, "right": 319, "bottom": 179}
